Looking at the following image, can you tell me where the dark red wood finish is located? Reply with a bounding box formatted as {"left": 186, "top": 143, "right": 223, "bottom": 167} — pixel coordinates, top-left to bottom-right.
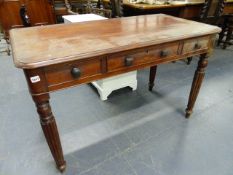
{"left": 10, "top": 15, "right": 220, "bottom": 172}
{"left": 0, "top": 0, "right": 55, "bottom": 38}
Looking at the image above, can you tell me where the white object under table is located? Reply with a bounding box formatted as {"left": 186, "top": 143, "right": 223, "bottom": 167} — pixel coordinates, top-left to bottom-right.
{"left": 63, "top": 14, "right": 107, "bottom": 23}
{"left": 62, "top": 14, "right": 137, "bottom": 100}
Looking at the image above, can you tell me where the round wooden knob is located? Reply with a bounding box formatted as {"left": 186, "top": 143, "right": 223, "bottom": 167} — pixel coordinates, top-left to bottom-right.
{"left": 194, "top": 43, "right": 201, "bottom": 50}
{"left": 71, "top": 67, "right": 81, "bottom": 78}
{"left": 160, "top": 50, "right": 170, "bottom": 58}
{"left": 125, "top": 57, "right": 134, "bottom": 66}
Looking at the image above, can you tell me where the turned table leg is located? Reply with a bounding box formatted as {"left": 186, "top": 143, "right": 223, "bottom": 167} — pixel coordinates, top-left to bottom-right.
{"left": 186, "top": 53, "right": 209, "bottom": 118}
{"left": 149, "top": 65, "right": 157, "bottom": 91}
{"left": 33, "top": 94, "right": 66, "bottom": 172}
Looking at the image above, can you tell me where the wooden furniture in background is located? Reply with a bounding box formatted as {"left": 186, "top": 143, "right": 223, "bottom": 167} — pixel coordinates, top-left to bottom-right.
{"left": 52, "top": 0, "right": 111, "bottom": 22}
{"left": 121, "top": 1, "right": 204, "bottom": 18}
{"left": 10, "top": 14, "right": 220, "bottom": 172}
{"left": 218, "top": 1, "right": 233, "bottom": 49}
{"left": 115, "top": 0, "right": 233, "bottom": 19}
{"left": 219, "top": 15, "right": 233, "bottom": 49}
{"left": 186, "top": 0, "right": 226, "bottom": 64}
{"left": 198, "top": 0, "right": 225, "bottom": 24}
{"left": 86, "top": 7, "right": 112, "bottom": 17}
{"left": 52, "top": 0, "right": 123, "bottom": 21}
{"left": 0, "top": 22, "right": 10, "bottom": 55}
{"left": 0, "top": 0, "right": 55, "bottom": 38}
{"left": 223, "top": 0, "right": 233, "bottom": 14}
{"left": 109, "top": 0, "right": 123, "bottom": 17}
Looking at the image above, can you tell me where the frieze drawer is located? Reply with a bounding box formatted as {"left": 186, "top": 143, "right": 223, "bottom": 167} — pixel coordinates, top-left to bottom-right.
{"left": 45, "top": 57, "right": 102, "bottom": 86}
{"left": 107, "top": 42, "right": 179, "bottom": 72}
{"left": 182, "top": 36, "right": 210, "bottom": 54}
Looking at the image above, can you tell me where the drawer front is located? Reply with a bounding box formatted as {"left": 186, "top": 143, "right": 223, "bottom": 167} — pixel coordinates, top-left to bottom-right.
{"left": 45, "top": 58, "right": 102, "bottom": 86}
{"left": 107, "top": 43, "right": 179, "bottom": 72}
{"left": 182, "top": 36, "right": 209, "bottom": 54}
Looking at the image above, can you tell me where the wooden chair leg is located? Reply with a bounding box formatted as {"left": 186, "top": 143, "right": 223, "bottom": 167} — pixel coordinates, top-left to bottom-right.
{"left": 218, "top": 17, "right": 228, "bottom": 46}
{"left": 223, "top": 26, "right": 232, "bottom": 49}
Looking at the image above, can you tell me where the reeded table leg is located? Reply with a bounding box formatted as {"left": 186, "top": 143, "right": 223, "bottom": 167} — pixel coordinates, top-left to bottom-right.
{"left": 186, "top": 53, "right": 209, "bottom": 118}
{"left": 149, "top": 65, "right": 157, "bottom": 91}
{"left": 33, "top": 94, "right": 66, "bottom": 172}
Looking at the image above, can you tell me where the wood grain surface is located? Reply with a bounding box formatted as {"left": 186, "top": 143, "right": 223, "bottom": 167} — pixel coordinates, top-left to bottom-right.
{"left": 10, "top": 14, "right": 221, "bottom": 69}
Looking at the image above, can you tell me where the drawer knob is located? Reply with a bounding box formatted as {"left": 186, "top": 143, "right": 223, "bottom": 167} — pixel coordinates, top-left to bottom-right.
{"left": 160, "top": 50, "right": 170, "bottom": 58}
{"left": 194, "top": 43, "right": 202, "bottom": 50}
{"left": 71, "top": 67, "right": 81, "bottom": 78}
{"left": 125, "top": 57, "right": 134, "bottom": 66}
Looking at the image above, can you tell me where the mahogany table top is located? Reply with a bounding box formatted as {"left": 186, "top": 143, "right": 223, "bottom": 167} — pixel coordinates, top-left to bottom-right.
{"left": 10, "top": 14, "right": 221, "bottom": 69}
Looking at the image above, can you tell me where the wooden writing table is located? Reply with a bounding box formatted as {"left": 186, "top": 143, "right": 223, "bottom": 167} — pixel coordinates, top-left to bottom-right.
{"left": 10, "top": 14, "right": 221, "bottom": 172}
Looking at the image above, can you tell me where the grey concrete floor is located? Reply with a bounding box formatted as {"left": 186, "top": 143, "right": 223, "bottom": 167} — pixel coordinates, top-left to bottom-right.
{"left": 1, "top": 43, "right": 233, "bottom": 175}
